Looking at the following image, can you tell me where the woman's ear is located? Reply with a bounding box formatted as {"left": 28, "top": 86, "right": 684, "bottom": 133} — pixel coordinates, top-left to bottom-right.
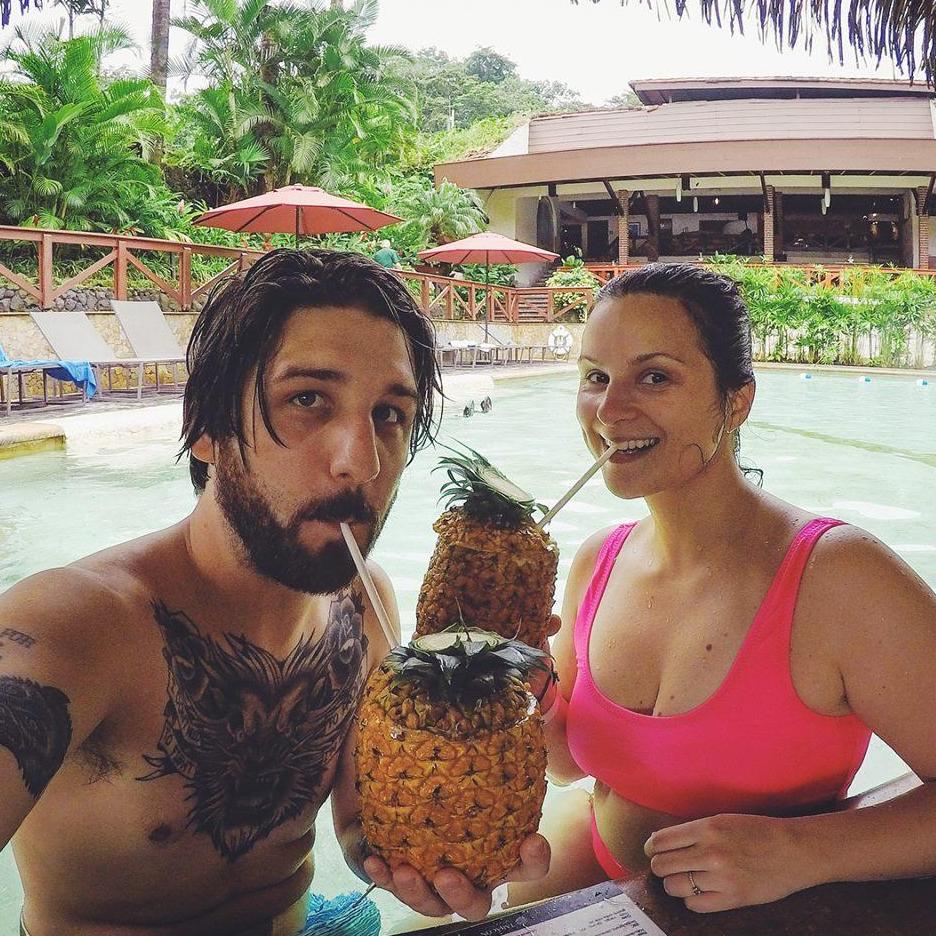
{"left": 728, "top": 380, "right": 756, "bottom": 431}
{"left": 191, "top": 433, "right": 216, "bottom": 465}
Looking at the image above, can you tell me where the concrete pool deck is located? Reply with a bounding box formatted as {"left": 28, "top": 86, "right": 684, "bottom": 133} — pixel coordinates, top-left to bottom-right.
{"left": 0, "top": 362, "right": 579, "bottom": 457}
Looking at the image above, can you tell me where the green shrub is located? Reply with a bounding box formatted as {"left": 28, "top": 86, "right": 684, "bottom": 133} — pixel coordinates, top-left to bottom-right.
{"left": 547, "top": 257, "right": 600, "bottom": 322}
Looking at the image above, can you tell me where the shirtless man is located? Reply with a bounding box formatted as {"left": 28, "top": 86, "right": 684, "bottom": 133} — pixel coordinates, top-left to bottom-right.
{"left": 0, "top": 249, "right": 549, "bottom": 935}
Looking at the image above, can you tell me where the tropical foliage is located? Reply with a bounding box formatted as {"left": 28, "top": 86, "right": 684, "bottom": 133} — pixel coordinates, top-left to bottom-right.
{"left": 0, "top": 25, "right": 175, "bottom": 234}
{"left": 706, "top": 257, "right": 936, "bottom": 367}
{"left": 547, "top": 255, "right": 600, "bottom": 322}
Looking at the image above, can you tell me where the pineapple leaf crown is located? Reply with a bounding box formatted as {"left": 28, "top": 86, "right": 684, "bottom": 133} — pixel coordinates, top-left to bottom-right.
{"left": 434, "top": 442, "right": 545, "bottom": 526}
{"left": 385, "top": 624, "right": 551, "bottom": 706}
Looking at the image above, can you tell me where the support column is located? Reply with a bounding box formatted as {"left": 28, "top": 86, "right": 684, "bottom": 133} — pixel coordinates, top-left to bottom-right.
{"left": 773, "top": 190, "right": 784, "bottom": 261}
{"left": 645, "top": 194, "right": 660, "bottom": 262}
{"left": 762, "top": 185, "right": 775, "bottom": 260}
{"left": 615, "top": 190, "right": 630, "bottom": 265}
{"left": 917, "top": 186, "right": 930, "bottom": 269}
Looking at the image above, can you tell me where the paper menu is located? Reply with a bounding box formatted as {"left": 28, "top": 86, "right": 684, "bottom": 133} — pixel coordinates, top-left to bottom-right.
{"left": 403, "top": 882, "right": 668, "bottom": 936}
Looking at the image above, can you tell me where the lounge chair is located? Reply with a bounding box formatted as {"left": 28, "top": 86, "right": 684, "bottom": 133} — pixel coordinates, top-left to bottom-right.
{"left": 110, "top": 300, "right": 187, "bottom": 391}
{"left": 467, "top": 323, "right": 546, "bottom": 365}
{"left": 435, "top": 338, "right": 477, "bottom": 367}
{"left": 31, "top": 311, "right": 149, "bottom": 400}
{"left": 0, "top": 343, "right": 98, "bottom": 415}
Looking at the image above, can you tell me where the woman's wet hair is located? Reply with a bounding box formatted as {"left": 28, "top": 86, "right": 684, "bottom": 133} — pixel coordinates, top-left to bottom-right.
{"left": 181, "top": 248, "right": 442, "bottom": 492}
{"left": 596, "top": 263, "right": 762, "bottom": 483}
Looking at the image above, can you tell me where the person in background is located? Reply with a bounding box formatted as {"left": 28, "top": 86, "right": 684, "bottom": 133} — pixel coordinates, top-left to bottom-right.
{"left": 372, "top": 239, "right": 401, "bottom": 269}
{"left": 513, "top": 262, "right": 936, "bottom": 913}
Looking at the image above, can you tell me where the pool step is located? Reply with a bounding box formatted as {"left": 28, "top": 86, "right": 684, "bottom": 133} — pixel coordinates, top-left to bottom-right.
{"left": 0, "top": 422, "right": 65, "bottom": 459}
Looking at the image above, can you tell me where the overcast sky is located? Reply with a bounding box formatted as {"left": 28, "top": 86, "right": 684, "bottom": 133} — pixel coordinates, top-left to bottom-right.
{"left": 13, "top": 0, "right": 901, "bottom": 103}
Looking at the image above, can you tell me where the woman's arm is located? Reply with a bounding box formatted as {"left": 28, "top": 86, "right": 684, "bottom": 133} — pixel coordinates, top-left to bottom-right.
{"left": 646, "top": 525, "right": 936, "bottom": 912}
{"left": 542, "top": 527, "right": 618, "bottom": 785}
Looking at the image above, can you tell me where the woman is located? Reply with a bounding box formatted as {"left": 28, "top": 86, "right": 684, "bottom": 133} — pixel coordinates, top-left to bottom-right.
{"left": 513, "top": 263, "right": 936, "bottom": 913}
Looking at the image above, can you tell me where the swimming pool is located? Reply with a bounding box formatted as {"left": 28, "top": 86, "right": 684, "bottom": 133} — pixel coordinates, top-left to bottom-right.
{"left": 0, "top": 367, "right": 933, "bottom": 933}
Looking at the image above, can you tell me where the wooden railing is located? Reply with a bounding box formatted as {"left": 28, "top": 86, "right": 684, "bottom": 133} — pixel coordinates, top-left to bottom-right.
{"left": 0, "top": 226, "right": 263, "bottom": 311}
{"left": 6, "top": 227, "right": 934, "bottom": 326}
{"left": 396, "top": 270, "right": 593, "bottom": 324}
{"left": 585, "top": 261, "right": 936, "bottom": 286}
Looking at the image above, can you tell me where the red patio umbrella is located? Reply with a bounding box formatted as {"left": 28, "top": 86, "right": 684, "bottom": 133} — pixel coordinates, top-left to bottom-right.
{"left": 194, "top": 184, "right": 403, "bottom": 246}
{"left": 418, "top": 232, "right": 558, "bottom": 339}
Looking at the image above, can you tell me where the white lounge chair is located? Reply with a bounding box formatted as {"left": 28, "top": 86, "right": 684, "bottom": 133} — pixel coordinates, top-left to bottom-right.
{"left": 31, "top": 311, "right": 149, "bottom": 400}
{"left": 110, "top": 300, "right": 186, "bottom": 391}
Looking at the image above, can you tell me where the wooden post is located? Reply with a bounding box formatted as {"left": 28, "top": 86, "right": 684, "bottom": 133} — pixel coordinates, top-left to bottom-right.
{"left": 420, "top": 277, "right": 430, "bottom": 313}
{"left": 181, "top": 247, "right": 193, "bottom": 309}
{"left": 38, "top": 234, "right": 53, "bottom": 308}
{"left": 774, "top": 190, "right": 784, "bottom": 260}
{"left": 645, "top": 195, "right": 660, "bottom": 262}
{"left": 115, "top": 241, "right": 128, "bottom": 300}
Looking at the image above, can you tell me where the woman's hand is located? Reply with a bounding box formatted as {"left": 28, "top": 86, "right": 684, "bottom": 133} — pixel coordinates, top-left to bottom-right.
{"left": 363, "top": 833, "right": 551, "bottom": 920}
{"left": 645, "top": 814, "right": 809, "bottom": 912}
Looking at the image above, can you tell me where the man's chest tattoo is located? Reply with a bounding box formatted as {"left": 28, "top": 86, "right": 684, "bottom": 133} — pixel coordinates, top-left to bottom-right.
{"left": 139, "top": 590, "right": 369, "bottom": 861}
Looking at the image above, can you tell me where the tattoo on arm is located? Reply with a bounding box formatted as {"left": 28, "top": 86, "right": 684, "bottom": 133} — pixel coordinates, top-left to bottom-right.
{"left": 0, "top": 630, "right": 38, "bottom": 661}
{"left": 0, "top": 676, "right": 72, "bottom": 798}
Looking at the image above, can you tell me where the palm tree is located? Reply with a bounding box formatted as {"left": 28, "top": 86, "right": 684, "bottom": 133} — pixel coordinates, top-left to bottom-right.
{"left": 173, "top": 0, "right": 416, "bottom": 194}
{"left": 52, "top": 0, "right": 108, "bottom": 39}
{"left": 0, "top": 27, "right": 170, "bottom": 232}
{"left": 150, "top": 0, "right": 171, "bottom": 93}
{"left": 573, "top": 0, "right": 936, "bottom": 85}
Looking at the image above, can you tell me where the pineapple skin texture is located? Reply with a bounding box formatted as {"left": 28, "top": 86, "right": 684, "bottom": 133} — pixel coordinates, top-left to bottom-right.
{"left": 355, "top": 667, "right": 548, "bottom": 890}
{"left": 415, "top": 508, "right": 559, "bottom": 648}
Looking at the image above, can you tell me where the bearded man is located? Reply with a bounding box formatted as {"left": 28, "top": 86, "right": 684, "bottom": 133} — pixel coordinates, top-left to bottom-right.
{"left": 0, "top": 250, "right": 549, "bottom": 935}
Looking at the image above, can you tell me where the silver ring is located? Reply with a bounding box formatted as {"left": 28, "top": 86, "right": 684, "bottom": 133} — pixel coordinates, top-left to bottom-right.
{"left": 687, "top": 870, "right": 704, "bottom": 896}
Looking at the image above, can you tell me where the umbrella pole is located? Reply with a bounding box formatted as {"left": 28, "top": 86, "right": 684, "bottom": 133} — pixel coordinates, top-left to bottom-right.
{"left": 484, "top": 257, "right": 490, "bottom": 342}
{"left": 295, "top": 208, "right": 300, "bottom": 248}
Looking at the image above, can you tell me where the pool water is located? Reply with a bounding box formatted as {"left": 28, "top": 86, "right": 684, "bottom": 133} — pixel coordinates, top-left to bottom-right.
{"left": 0, "top": 368, "right": 933, "bottom": 933}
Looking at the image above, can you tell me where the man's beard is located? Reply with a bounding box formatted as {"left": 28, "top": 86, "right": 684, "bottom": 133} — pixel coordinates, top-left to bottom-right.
{"left": 213, "top": 447, "right": 393, "bottom": 595}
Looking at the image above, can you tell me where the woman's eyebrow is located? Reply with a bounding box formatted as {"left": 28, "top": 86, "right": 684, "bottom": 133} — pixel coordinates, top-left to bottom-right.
{"left": 579, "top": 352, "right": 686, "bottom": 367}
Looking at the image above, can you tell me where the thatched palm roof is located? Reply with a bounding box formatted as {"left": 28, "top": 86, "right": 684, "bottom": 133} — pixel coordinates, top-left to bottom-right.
{"left": 572, "top": 0, "right": 935, "bottom": 86}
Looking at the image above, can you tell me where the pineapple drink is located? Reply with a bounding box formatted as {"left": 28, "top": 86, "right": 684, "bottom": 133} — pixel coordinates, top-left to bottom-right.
{"left": 416, "top": 447, "right": 559, "bottom": 649}
{"left": 355, "top": 627, "right": 549, "bottom": 889}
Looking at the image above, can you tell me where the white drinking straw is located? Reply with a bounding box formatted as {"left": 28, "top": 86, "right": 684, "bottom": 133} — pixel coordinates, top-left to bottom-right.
{"left": 340, "top": 522, "right": 398, "bottom": 649}
{"left": 537, "top": 445, "right": 618, "bottom": 529}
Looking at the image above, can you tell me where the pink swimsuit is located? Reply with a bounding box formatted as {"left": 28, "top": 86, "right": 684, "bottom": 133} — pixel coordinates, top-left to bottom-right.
{"left": 566, "top": 518, "right": 871, "bottom": 879}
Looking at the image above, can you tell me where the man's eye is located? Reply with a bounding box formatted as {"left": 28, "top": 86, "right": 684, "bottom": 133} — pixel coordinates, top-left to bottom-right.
{"left": 374, "top": 404, "right": 406, "bottom": 425}
{"left": 292, "top": 391, "right": 323, "bottom": 408}
{"left": 640, "top": 371, "right": 668, "bottom": 386}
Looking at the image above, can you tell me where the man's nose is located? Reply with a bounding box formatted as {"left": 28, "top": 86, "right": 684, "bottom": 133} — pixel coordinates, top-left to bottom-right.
{"left": 327, "top": 417, "right": 381, "bottom": 484}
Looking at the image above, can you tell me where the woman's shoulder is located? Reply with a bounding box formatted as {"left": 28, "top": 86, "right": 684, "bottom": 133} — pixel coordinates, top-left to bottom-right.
{"left": 800, "top": 521, "right": 936, "bottom": 638}
{"left": 572, "top": 522, "right": 637, "bottom": 568}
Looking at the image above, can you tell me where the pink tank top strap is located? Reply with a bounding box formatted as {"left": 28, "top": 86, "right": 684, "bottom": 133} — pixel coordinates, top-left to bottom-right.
{"left": 753, "top": 517, "right": 845, "bottom": 645}
{"left": 573, "top": 523, "right": 637, "bottom": 661}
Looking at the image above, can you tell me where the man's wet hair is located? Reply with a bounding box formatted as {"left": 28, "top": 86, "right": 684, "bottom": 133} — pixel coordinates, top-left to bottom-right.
{"left": 180, "top": 248, "right": 442, "bottom": 492}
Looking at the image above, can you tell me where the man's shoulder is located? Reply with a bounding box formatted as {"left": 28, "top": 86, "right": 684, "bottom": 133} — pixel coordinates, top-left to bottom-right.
{"left": 1, "top": 528, "right": 181, "bottom": 644}
{"left": 1, "top": 565, "right": 138, "bottom": 641}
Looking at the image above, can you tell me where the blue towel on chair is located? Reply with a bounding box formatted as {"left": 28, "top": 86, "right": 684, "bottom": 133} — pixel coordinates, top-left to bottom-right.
{"left": 0, "top": 345, "right": 98, "bottom": 399}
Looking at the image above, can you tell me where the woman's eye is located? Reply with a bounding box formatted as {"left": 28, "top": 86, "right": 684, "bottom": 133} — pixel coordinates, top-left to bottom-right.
{"left": 292, "top": 391, "right": 323, "bottom": 408}
{"left": 640, "top": 371, "right": 668, "bottom": 386}
{"left": 374, "top": 404, "right": 406, "bottom": 425}
{"left": 583, "top": 370, "right": 608, "bottom": 385}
